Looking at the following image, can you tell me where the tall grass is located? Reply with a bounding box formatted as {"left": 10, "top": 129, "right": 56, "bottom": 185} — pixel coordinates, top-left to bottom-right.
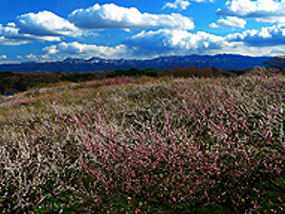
{"left": 0, "top": 73, "right": 284, "bottom": 213}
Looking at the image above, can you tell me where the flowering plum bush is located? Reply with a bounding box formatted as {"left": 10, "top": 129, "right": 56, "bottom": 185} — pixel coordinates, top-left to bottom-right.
{"left": 0, "top": 73, "right": 284, "bottom": 213}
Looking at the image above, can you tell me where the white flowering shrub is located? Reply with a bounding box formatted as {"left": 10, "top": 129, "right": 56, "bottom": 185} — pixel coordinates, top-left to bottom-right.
{"left": 0, "top": 74, "right": 284, "bottom": 213}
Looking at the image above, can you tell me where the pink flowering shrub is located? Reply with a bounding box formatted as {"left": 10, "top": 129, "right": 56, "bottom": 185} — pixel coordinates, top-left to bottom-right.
{"left": 5, "top": 97, "right": 34, "bottom": 107}
{"left": 0, "top": 73, "right": 284, "bottom": 213}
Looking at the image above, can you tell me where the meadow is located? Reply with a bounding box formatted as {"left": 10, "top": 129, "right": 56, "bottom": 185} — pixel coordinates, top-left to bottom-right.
{"left": 0, "top": 67, "right": 284, "bottom": 213}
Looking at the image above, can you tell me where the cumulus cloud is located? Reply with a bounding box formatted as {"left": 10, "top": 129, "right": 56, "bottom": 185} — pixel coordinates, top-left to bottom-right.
{"left": 0, "top": 10, "right": 83, "bottom": 45}
{"left": 210, "top": 16, "right": 246, "bottom": 28}
{"left": 0, "top": 24, "right": 60, "bottom": 45}
{"left": 122, "top": 28, "right": 285, "bottom": 57}
{"left": 25, "top": 54, "right": 38, "bottom": 60}
{"left": 0, "top": 24, "right": 21, "bottom": 43}
{"left": 226, "top": 24, "right": 285, "bottom": 46}
{"left": 69, "top": 3, "right": 194, "bottom": 30}
{"left": 0, "top": 24, "right": 61, "bottom": 41}
{"left": 191, "top": 0, "right": 214, "bottom": 2}
{"left": 256, "top": 16, "right": 285, "bottom": 24}
{"left": 43, "top": 42, "right": 128, "bottom": 59}
{"left": 40, "top": 29, "right": 237, "bottom": 60}
{"left": 217, "top": 0, "right": 285, "bottom": 24}
{"left": 162, "top": 0, "right": 215, "bottom": 10}
{"left": 123, "top": 29, "right": 228, "bottom": 56}
{"left": 0, "top": 55, "right": 7, "bottom": 59}
{"left": 15, "top": 11, "right": 82, "bottom": 37}
{"left": 0, "top": 36, "right": 28, "bottom": 46}
{"left": 35, "top": 25, "right": 285, "bottom": 61}
{"left": 163, "top": 0, "right": 191, "bottom": 10}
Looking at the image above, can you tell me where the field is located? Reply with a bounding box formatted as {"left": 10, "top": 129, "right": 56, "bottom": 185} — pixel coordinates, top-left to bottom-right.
{"left": 0, "top": 68, "right": 284, "bottom": 213}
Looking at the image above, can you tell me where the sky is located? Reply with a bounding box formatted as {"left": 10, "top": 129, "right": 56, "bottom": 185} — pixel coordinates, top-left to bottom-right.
{"left": 1, "top": 0, "right": 285, "bottom": 63}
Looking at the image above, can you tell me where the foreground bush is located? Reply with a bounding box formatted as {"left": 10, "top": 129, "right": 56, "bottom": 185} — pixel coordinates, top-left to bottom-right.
{"left": 0, "top": 74, "right": 284, "bottom": 213}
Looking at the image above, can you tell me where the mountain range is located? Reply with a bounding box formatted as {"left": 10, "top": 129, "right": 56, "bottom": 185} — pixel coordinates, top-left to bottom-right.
{"left": 0, "top": 54, "right": 271, "bottom": 73}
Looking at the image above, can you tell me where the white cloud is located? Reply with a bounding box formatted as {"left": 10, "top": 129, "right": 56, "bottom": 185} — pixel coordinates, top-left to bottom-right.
{"left": 217, "top": 0, "right": 285, "bottom": 24}
{"left": 0, "top": 10, "right": 82, "bottom": 46}
{"left": 0, "top": 37, "right": 28, "bottom": 46}
{"left": 43, "top": 42, "right": 128, "bottom": 59}
{"left": 226, "top": 24, "right": 285, "bottom": 46}
{"left": 0, "top": 19, "right": 64, "bottom": 46}
{"left": 0, "top": 24, "right": 60, "bottom": 41}
{"left": 191, "top": 0, "right": 214, "bottom": 2}
{"left": 15, "top": 11, "right": 82, "bottom": 37}
{"left": 123, "top": 29, "right": 228, "bottom": 56}
{"left": 25, "top": 54, "right": 38, "bottom": 60}
{"left": 217, "top": 0, "right": 281, "bottom": 17}
{"left": 0, "top": 55, "right": 7, "bottom": 59}
{"left": 0, "top": 24, "right": 22, "bottom": 41}
{"left": 36, "top": 26, "right": 285, "bottom": 61}
{"left": 163, "top": 0, "right": 191, "bottom": 10}
{"left": 69, "top": 3, "right": 194, "bottom": 30}
{"left": 123, "top": 28, "right": 285, "bottom": 57}
{"left": 210, "top": 16, "right": 246, "bottom": 28}
{"left": 40, "top": 29, "right": 232, "bottom": 60}
{"left": 256, "top": 16, "right": 285, "bottom": 24}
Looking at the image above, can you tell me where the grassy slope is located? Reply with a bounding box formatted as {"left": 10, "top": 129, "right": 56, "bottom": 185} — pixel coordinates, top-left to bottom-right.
{"left": 0, "top": 73, "right": 284, "bottom": 213}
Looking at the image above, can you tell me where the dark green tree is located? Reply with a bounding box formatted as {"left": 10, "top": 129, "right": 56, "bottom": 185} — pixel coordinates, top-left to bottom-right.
{"left": 263, "top": 55, "right": 285, "bottom": 71}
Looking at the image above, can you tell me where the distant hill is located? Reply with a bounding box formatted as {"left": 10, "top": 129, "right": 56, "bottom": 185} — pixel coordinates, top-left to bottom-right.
{"left": 0, "top": 54, "right": 271, "bottom": 73}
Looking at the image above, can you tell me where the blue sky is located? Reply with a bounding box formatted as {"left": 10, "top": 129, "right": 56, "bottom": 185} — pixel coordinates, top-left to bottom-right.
{"left": 1, "top": 0, "right": 285, "bottom": 63}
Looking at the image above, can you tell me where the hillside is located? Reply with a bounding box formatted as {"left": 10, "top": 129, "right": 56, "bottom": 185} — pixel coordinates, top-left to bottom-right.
{"left": 0, "top": 69, "right": 284, "bottom": 213}
{"left": 0, "top": 66, "right": 246, "bottom": 95}
{"left": 0, "top": 54, "right": 271, "bottom": 72}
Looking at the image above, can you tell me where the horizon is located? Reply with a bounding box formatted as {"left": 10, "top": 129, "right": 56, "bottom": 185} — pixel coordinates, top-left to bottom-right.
{"left": 1, "top": 0, "right": 285, "bottom": 63}
{"left": 0, "top": 53, "right": 272, "bottom": 65}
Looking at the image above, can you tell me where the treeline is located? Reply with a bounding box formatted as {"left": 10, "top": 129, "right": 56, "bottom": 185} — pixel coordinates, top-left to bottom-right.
{"left": 0, "top": 67, "right": 247, "bottom": 95}
{"left": 0, "top": 72, "right": 63, "bottom": 95}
